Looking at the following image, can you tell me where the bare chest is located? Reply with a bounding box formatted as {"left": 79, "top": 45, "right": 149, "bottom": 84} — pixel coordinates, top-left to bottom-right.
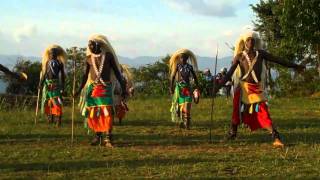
{"left": 238, "top": 53, "right": 264, "bottom": 82}
{"left": 88, "top": 58, "right": 112, "bottom": 81}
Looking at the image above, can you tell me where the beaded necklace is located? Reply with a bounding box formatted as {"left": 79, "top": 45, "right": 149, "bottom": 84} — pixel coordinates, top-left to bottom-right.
{"left": 91, "top": 53, "right": 106, "bottom": 86}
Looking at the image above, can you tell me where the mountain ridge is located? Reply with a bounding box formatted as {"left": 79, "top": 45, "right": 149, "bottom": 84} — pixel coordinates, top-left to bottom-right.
{"left": 0, "top": 54, "right": 232, "bottom": 71}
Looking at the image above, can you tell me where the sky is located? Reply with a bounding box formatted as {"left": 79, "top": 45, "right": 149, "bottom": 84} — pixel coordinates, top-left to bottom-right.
{"left": 0, "top": 0, "right": 259, "bottom": 58}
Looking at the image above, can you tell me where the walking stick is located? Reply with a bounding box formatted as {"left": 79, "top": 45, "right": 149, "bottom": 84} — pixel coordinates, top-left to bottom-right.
{"left": 71, "top": 48, "right": 77, "bottom": 143}
{"left": 34, "top": 87, "right": 41, "bottom": 124}
{"left": 34, "top": 72, "right": 43, "bottom": 125}
{"left": 209, "top": 45, "right": 219, "bottom": 142}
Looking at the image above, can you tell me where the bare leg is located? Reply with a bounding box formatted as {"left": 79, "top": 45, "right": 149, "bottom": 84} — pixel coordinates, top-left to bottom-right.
{"left": 178, "top": 105, "right": 184, "bottom": 128}
{"left": 48, "top": 115, "right": 54, "bottom": 124}
{"left": 225, "top": 123, "right": 238, "bottom": 141}
{"left": 104, "top": 130, "right": 113, "bottom": 148}
{"left": 266, "top": 125, "right": 284, "bottom": 147}
{"left": 183, "top": 103, "right": 191, "bottom": 130}
{"left": 55, "top": 116, "right": 62, "bottom": 127}
{"left": 47, "top": 115, "right": 52, "bottom": 123}
{"left": 91, "top": 132, "right": 102, "bottom": 146}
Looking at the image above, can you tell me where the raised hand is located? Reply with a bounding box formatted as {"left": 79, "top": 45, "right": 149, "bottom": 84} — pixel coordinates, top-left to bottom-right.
{"left": 19, "top": 72, "right": 28, "bottom": 81}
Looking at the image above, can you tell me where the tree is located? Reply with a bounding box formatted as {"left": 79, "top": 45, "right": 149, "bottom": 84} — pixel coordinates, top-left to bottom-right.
{"left": 4, "top": 58, "right": 41, "bottom": 95}
{"left": 280, "top": 0, "right": 320, "bottom": 74}
{"left": 65, "top": 47, "right": 87, "bottom": 96}
{"left": 132, "top": 55, "right": 170, "bottom": 96}
{"left": 251, "top": 0, "right": 320, "bottom": 96}
{"left": 3, "top": 47, "right": 87, "bottom": 96}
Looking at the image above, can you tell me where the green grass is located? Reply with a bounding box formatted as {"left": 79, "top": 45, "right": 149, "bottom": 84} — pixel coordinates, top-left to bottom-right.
{"left": 0, "top": 97, "right": 320, "bottom": 179}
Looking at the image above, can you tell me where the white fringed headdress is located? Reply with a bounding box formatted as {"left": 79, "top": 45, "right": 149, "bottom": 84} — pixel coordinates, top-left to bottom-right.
{"left": 169, "top": 49, "right": 198, "bottom": 80}
{"left": 86, "top": 34, "right": 121, "bottom": 83}
{"left": 41, "top": 44, "right": 67, "bottom": 79}
{"left": 234, "top": 31, "right": 263, "bottom": 57}
{"left": 232, "top": 31, "right": 267, "bottom": 93}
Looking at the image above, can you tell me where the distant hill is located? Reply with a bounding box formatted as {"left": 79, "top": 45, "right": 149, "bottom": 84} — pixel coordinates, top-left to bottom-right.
{"left": 0, "top": 54, "right": 232, "bottom": 71}
{"left": 118, "top": 55, "right": 232, "bottom": 72}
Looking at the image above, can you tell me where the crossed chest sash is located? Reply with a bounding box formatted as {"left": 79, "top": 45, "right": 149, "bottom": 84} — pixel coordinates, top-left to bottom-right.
{"left": 241, "top": 50, "right": 259, "bottom": 83}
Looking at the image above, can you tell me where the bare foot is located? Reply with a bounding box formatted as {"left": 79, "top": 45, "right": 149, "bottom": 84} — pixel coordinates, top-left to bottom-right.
{"left": 273, "top": 138, "right": 284, "bottom": 148}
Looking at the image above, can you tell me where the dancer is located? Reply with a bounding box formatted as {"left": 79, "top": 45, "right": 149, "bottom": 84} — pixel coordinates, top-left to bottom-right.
{"left": 170, "top": 49, "right": 200, "bottom": 129}
{"left": 76, "top": 34, "right": 126, "bottom": 147}
{"left": 39, "top": 45, "right": 66, "bottom": 126}
{"left": 219, "top": 31, "right": 304, "bottom": 147}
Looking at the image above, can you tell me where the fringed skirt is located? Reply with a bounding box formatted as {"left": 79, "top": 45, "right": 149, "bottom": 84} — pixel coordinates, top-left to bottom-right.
{"left": 82, "top": 82, "right": 114, "bottom": 132}
{"left": 170, "top": 82, "right": 192, "bottom": 123}
{"left": 232, "top": 81, "right": 272, "bottom": 131}
{"left": 41, "top": 79, "right": 63, "bottom": 116}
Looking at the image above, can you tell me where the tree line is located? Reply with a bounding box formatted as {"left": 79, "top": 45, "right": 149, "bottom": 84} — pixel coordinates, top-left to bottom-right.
{"left": 1, "top": 50, "right": 210, "bottom": 98}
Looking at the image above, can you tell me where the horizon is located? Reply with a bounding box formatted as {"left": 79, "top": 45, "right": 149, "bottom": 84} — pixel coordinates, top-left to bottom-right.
{"left": 0, "top": 0, "right": 258, "bottom": 58}
{"left": 0, "top": 52, "right": 233, "bottom": 59}
{"left": 0, "top": 53, "right": 233, "bottom": 73}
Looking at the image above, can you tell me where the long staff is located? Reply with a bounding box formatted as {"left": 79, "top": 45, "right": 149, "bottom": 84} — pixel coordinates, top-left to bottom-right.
{"left": 209, "top": 45, "right": 219, "bottom": 142}
{"left": 34, "top": 87, "right": 41, "bottom": 124}
{"left": 71, "top": 48, "right": 77, "bottom": 143}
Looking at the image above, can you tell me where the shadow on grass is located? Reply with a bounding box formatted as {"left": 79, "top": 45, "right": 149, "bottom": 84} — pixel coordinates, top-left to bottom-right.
{"left": 276, "top": 117, "right": 320, "bottom": 130}
{"left": 115, "top": 130, "right": 225, "bottom": 147}
{"left": 0, "top": 158, "right": 210, "bottom": 172}
{"left": 1, "top": 116, "right": 318, "bottom": 147}
{"left": 1, "top": 118, "right": 85, "bottom": 126}
{"left": 118, "top": 118, "right": 226, "bottom": 129}
{"left": 0, "top": 134, "right": 85, "bottom": 144}
{"left": 210, "top": 116, "right": 320, "bottom": 145}
{"left": 119, "top": 119, "right": 173, "bottom": 127}
{"left": 230, "top": 130, "right": 320, "bottom": 145}
{"left": 283, "top": 132, "right": 320, "bottom": 145}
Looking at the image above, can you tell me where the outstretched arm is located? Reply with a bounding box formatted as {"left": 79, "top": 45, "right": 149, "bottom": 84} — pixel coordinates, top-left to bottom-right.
{"left": 170, "top": 67, "right": 178, "bottom": 94}
{"left": 221, "top": 55, "right": 241, "bottom": 84}
{"left": 261, "top": 50, "right": 303, "bottom": 70}
{"left": 0, "top": 64, "right": 21, "bottom": 80}
{"left": 74, "top": 62, "right": 89, "bottom": 97}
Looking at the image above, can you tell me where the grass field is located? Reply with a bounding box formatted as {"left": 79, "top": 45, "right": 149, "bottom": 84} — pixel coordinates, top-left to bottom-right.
{"left": 0, "top": 97, "right": 320, "bottom": 179}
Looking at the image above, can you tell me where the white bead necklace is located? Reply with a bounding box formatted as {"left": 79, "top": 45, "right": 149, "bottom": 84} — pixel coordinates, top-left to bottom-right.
{"left": 91, "top": 53, "right": 106, "bottom": 86}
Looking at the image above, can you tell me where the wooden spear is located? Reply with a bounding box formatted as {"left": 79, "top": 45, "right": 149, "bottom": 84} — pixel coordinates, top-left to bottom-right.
{"left": 209, "top": 44, "right": 219, "bottom": 142}
{"left": 71, "top": 47, "right": 77, "bottom": 143}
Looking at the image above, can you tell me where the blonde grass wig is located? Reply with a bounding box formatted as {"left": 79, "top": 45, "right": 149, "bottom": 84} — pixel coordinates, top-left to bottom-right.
{"left": 169, "top": 49, "right": 198, "bottom": 80}
{"left": 41, "top": 44, "right": 67, "bottom": 79}
{"left": 120, "top": 64, "right": 133, "bottom": 86}
{"left": 233, "top": 31, "right": 263, "bottom": 57}
{"left": 232, "top": 31, "right": 266, "bottom": 91}
{"left": 86, "top": 34, "right": 120, "bottom": 82}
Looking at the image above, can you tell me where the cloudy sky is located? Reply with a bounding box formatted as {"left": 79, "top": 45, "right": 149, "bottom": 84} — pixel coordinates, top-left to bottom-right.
{"left": 0, "top": 0, "right": 258, "bottom": 58}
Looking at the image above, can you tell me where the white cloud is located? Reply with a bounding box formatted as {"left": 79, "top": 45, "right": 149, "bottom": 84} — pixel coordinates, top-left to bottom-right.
{"left": 223, "top": 30, "right": 233, "bottom": 37}
{"left": 13, "top": 24, "right": 37, "bottom": 43}
{"left": 163, "top": 0, "right": 242, "bottom": 17}
{"left": 0, "top": 3, "right": 255, "bottom": 58}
